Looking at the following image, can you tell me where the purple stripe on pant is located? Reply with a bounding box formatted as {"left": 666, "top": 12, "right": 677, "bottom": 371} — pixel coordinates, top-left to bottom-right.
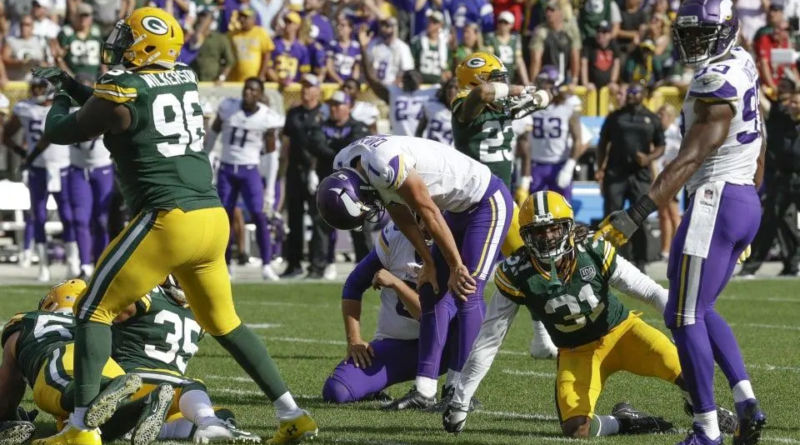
{"left": 418, "top": 175, "right": 513, "bottom": 379}
{"left": 28, "top": 166, "right": 75, "bottom": 244}
{"left": 529, "top": 162, "right": 572, "bottom": 201}
{"left": 218, "top": 163, "right": 272, "bottom": 263}
{"left": 67, "top": 165, "right": 114, "bottom": 265}
{"left": 665, "top": 183, "right": 760, "bottom": 414}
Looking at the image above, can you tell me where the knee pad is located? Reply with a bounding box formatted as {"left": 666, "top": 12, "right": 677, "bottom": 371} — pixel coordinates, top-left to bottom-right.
{"left": 322, "top": 378, "right": 355, "bottom": 404}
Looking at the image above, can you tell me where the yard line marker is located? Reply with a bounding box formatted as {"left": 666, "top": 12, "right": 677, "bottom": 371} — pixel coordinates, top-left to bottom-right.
{"left": 476, "top": 410, "right": 558, "bottom": 421}
{"left": 764, "top": 438, "right": 800, "bottom": 444}
{"left": 333, "top": 439, "right": 410, "bottom": 445}
{"left": 244, "top": 323, "right": 282, "bottom": 329}
{"left": 643, "top": 319, "right": 800, "bottom": 332}
{"left": 213, "top": 388, "right": 316, "bottom": 400}
{"left": 265, "top": 335, "right": 530, "bottom": 355}
{"left": 749, "top": 364, "right": 800, "bottom": 373}
{"left": 501, "top": 369, "right": 557, "bottom": 378}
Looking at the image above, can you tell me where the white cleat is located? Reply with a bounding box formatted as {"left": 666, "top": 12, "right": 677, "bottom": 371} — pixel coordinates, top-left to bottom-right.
{"left": 19, "top": 249, "right": 32, "bottom": 268}
{"left": 228, "top": 265, "right": 235, "bottom": 281}
{"left": 37, "top": 266, "right": 51, "bottom": 283}
{"left": 323, "top": 264, "right": 337, "bottom": 280}
{"left": 262, "top": 265, "right": 279, "bottom": 281}
{"left": 193, "top": 418, "right": 261, "bottom": 444}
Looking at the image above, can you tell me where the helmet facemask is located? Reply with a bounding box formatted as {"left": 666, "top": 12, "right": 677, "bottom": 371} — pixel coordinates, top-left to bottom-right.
{"left": 673, "top": 23, "right": 736, "bottom": 68}
{"left": 103, "top": 20, "right": 136, "bottom": 66}
{"left": 521, "top": 218, "right": 574, "bottom": 262}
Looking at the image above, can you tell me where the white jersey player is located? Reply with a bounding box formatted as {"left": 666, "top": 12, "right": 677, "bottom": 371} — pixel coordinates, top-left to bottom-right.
{"left": 388, "top": 84, "right": 438, "bottom": 137}
{"left": 418, "top": 80, "right": 456, "bottom": 147}
{"left": 365, "top": 22, "right": 414, "bottom": 86}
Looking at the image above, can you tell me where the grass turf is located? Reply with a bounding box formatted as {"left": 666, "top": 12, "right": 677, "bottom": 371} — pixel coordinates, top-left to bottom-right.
{"left": 1, "top": 280, "right": 798, "bottom": 444}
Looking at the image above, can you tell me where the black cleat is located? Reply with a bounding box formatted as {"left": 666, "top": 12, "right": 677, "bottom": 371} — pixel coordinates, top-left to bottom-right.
{"left": 367, "top": 391, "right": 393, "bottom": 403}
{"left": 280, "top": 267, "right": 303, "bottom": 278}
{"left": 612, "top": 402, "right": 678, "bottom": 435}
{"left": 131, "top": 384, "right": 174, "bottom": 445}
{"left": 426, "top": 385, "right": 483, "bottom": 413}
{"left": 380, "top": 386, "right": 436, "bottom": 411}
{"left": 305, "top": 270, "right": 324, "bottom": 280}
{"left": 684, "top": 400, "right": 739, "bottom": 435}
{"left": 734, "top": 400, "right": 766, "bottom": 445}
{"left": 85, "top": 374, "right": 143, "bottom": 428}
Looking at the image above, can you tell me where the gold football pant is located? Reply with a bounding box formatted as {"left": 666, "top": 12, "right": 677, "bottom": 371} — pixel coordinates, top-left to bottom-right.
{"left": 74, "top": 207, "right": 241, "bottom": 336}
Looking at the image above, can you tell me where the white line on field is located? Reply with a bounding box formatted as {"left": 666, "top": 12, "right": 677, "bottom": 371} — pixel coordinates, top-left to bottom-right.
{"left": 501, "top": 369, "right": 557, "bottom": 378}
{"left": 266, "top": 335, "right": 529, "bottom": 355}
{"left": 333, "top": 439, "right": 410, "bottom": 445}
{"left": 207, "top": 375, "right": 254, "bottom": 383}
{"left": 239, "top": 301, "right": 332, "bottom": 308}
{"left": 245, "top": 323, "right": 282, "bottom": 329}
{"left": 213, "top": 387, "right": 316, "bottom": 400}
{"left": 725, "top": 296, "right": 800, "bottom": 303}
{"left": 750, "top": 364, "right": 800, "bottom": 373}
{"left": 476, "top": 410, "right": 559, "bottom": 421}
{"left": 643, "top": 318, "right": 800, "bottom": 332}
{"left": 764, "top": 438, "right": 800, "bottom": 444}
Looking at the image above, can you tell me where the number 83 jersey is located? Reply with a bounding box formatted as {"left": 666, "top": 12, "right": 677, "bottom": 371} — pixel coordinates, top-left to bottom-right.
{"left": 494, "top": 240, "right": 627, "bottom": 349}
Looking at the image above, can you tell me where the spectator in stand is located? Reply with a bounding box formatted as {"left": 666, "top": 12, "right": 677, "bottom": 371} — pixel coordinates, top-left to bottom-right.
{"left": 411, "top": 10, "right": 450, "bottom": 84}
{"left": 3, "top": 15, "right": 47, "bottom": 81}
{"left": 578, "top": 0, "right": 622, "bottom": 40}
{"left": 452, "top": 22, "right": 482, "bottom": 67}
{"left": 304, "top": 0, "right": 333, "bottom": 44}
{"left": 444, "top": 0, "right": 495, "bottom": 41}
{"left": 187, "top": 9, "right": 235, "bottom": 82}
{"left": 268, "top": 11, "right": 311, "bottom": 85}
{"left": 342, "top": 78, "right": 380, "bottom": 134}
{"left": 756, "top": 19, "right": 797, "bottom": 94}
{"left": 754, "top": 1, "right": 785, "bottom": 41}
{"left": 528, "top": 0, "right": 580, "bottom": 85}
{"left": 492, "top": 0, "right": 524, "bottom": 32}
{"left": 618, "top": 0, "right": 649, "bottom": 54}
{"left": 649, "top": 0, "right": 673, "bottom": 19}
{"left": 24, "top": 0, "right": 60, "bottom": 55}
{"left": 655, "top": 104, "right": 682, "bottom": 261}
{"left": 644, "top": 13, "right": 676, "bottom": 81}
{"left": 221, "top": 0, "right": 262, "bottom": 33}
{"left": 229, "top": 8, "right": 274, "bottom": 81}
{"left": 408, "top": 0, "right": 442, "bottom": 36}
{"left": 55, "top": 3, "right": 104, "bottom": 78}
{"left": 146, "top": 0, "right": 196, "bottom": 31}
{"left": 303, "top": 23, "right": 328, "bottom": 79}
{"left": 485, "top": 11, "right": 529, "bottom": 84}
{"left": 622, "top": 40, "right": 657, "bottom": 86}
{"left": 327, "top": 15, "right": 361, "bottom": 85}
{"left": 737, "top": 0, "right": 768, "bottom": 47}
{"left": 366, "top": 17, "right": 414, "bottom": 86}
{"left": 581, "top": 20, "right": 620, "bottom": 93}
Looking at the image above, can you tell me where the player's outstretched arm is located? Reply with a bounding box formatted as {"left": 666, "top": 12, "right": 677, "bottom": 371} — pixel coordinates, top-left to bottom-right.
{"left": 454, "top": 82, "right": 525, "bottom": 124}
{"left": 44, "top": 94, "right": 131, "bottom": 145}
{"left": 608, "top": 253, "right": 668, "bottom": 314}
{"left": 0, "top": 332, "right": 26, "bottom": 420}
{"left": 357, "top": 25, "right": 390, "bottom": 104}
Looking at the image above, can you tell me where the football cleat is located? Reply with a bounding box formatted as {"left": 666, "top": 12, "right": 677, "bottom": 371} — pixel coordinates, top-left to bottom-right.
{"left": 193, "top": 417, "right": 261, "bottom": 444}
{"left": 612, "top": 402, "right": 677, "bottom": 435}
{"left": 85, "top": 373, "right": 143, "bottom": 428}
{"left": 0, "top": 421, "right": 35, "bottom": 445}
{"left": 381, "top": 386, "right": 436, "bottom": 411}
{"left": 32, "top": 424, "right": 101, "bottom": 445}
{"left": 426, "top": 386, "right": 482, "bottom": 413}
{"left": 131, "top": 384, "right": 174, "bottom": 445}
{"left": 262, "top": 265, "right": 279, "bottom": 281}
{"left": 266, "top": 411, "right": 318, "bottom": 444}
{"left": 442, "top": 405, "right": 469, "bottom": 435}
{"left": 734, "top": 400, "right": 766, "bottom": 445}
{"left": 366, "top": 391, "right": 393, "bottom": 403}
{"left": 675, "top": 424, "right": 724, "bottom": 445}
{"left": 684, "top": 400, "right": 739, "bottom": 435}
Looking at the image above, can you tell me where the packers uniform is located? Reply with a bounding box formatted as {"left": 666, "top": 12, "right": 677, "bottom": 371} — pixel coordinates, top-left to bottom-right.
{"left": 483, "top": 33, "right": 522, "bottom": 83}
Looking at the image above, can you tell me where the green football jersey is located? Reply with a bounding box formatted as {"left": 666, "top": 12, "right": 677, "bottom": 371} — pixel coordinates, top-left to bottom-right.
{"left": 411, "top": 35, "right": 448, "bottom": 84}
{"left": 94, "top": 63, "right": 220, "bottom": 215}
{"left": 484, "top": 34, "right": 521, "bottom": 83}
{"left": 495, "top": 240, "right": 628, "bottom": 348}
{"left": 111, "top": 287, "right": 203, "bottom": 375}
{"left": 1, "top": 311, "right": 75, "bottom": 385}
{"left": 57, "top": 24, "right": 104, "bottom": 78}
{"left": 451, "top": 91, "right": 516, "bottom": 187}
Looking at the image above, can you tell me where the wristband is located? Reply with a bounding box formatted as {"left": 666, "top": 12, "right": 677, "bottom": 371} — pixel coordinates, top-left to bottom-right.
{"left": 626, "top": 195, "right": 658, "bottom": 226}
{"left": 518, "top": 176, "right": 532, "bottom": 191}
{"left": 491, "top": 82, "right": 509, "bottom": 100}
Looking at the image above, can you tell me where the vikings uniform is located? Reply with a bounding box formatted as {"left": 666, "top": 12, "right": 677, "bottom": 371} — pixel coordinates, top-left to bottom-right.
{"left": 216, "top": 97, "right": 284, "bottom": 266}
{"left": 421, "top": 99, "right": 454, "bottom": 146}
{"left": 322, "top": 223, "right": 457, "bottom": 403}
{"left": 327, "top": 40, "right": 361, "bottom": 81}
{"left": 528, "top": 95, "right": 581, "bottom": 200}
{"left": 388, "top": 86, "right": 438, "bottom": 137}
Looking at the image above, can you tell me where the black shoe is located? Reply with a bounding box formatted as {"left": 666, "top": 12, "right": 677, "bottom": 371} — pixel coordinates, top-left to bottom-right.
{"left": 684, "top": 400, "right": 739, "bottom": 435}
{"left": 734, "top": 400, "right": 766, "bottom": 445}
{"left": 305, "top": 270, "right": 324, "bottom": 279}
{"left": 366, "top": 391, "right": 393, "bottom": 403}
{"left": 612, "top": 402, "right": 677, "bottom": 435}
{"left": 280, "top": 267, "right": 303, "bottom": 278}
{"left": 380, "top": 386, "right": 436, "bottom": 411}
{"left": 426, "top": 385, "right": 483, "bottom": 413}
{"left": 236, "top": 252, "right": 250, "bottom": 266}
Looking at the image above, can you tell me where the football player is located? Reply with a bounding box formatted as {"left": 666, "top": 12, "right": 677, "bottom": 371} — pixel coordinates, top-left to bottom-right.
{"left": 322, "top": 222, "right": 462, "bottom": 404}
{"left": 416, "top": 79, "right": 457, "bottom": 147}
{"left": 594, "top": 1, "right": 767, "bottom": 444}
{"left": 0, "top": 280, "right": 173, "bottom": 445}
{"left": 204, "top": 78, "right": 284, "bottom": 281}
{"left": 317, "top": 134, "right": 512, "bottom": 410}
{"left": 32, "top": 7, "right": 317, "bottom": 445}
{"left": 443, "top": 191, "right": 737, "bottom": 439}
{"left": 3, "top": 78, "right": 78, "bottom": 281}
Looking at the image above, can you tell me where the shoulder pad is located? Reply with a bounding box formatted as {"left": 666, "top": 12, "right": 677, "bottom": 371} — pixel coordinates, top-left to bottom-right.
{"left": 689, "top": 70, "right": 737, "bottom": 103}
{"left": 451, "top": 90, "right": 469, "bottom": 111}
{"left": 1, "top": 313, "right": 25, "bottom": 348}
{"left": 94, "top": 70, "right": 138, "bottom": 104}
{"left": 587, "top": 238, "right": 617, "bottom": 276}
{"left": 495, "top": 257, "right": 526, "bottom": 300}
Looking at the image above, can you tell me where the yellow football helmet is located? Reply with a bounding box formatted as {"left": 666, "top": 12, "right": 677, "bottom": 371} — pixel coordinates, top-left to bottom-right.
{"left": 455, "top": 52, "right": 509, "bottom": 91}
{"left": 39, "top": 279, "right": 87, "bottom": 313}
{"left": 102, "top": 7, "right": 184, "bottom": 69}
{"left": 519, "top": 191, "right": 575, "bottom": 260}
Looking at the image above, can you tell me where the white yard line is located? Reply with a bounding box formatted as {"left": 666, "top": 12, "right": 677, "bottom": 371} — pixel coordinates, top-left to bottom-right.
{"left": 244, "top": 323, "right": 282, "bottom": 329}
{"left": 212, "top": 387, "right": 316, "bottom": 400}
{"left": 501, "top": 369, "right": 557, "bottom": 378}
{"left": 642, "top": 318, "right": 800, "bottom": 332}
{"left": 764, "top": 438, "right": 800, "bottom": 444}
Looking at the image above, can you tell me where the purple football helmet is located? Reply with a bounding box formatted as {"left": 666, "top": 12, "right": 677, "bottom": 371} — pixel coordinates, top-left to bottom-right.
{"left": 535, "top": 65, "right": 563, "bottom": 97}
{"left": 673, "top": 0, "right": 739, "bottom": 68}
{"left": 317, "top": 168, "right": 384, "bottom": 231}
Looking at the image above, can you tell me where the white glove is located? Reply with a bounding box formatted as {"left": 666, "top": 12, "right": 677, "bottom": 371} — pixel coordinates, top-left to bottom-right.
{"left": 556, "top": 159, "right": 577, "bottom": 189}
{"left": 264, "top": 195, "right": 275, "bottom": 218}
{"left": 307, "top": 170, "right": 319, "bottom": 195}
{"left": 524, "top": 86, "right": 552, "bottom": 108}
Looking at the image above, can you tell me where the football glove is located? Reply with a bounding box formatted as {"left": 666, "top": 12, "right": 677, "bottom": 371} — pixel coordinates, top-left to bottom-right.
{"left": 307, "top": 170, "right": 319, "bottom": 195}
{"left": 31, "top": 67, "right": 73, "bottom": 91}
{"left": 442, "top": 405, "right": 469, "bottom": 435}
{"left": 556, "top": 159, "right": 576, "bottom": 189}
{"left": 594, "top": 211, "right": 637, "bottom": 247}
{"left": 737, "top": 244, "right": 751, "bottom": 264}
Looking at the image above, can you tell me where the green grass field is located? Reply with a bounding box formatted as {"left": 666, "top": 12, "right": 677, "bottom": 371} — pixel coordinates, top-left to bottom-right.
{"left": 2, "top": 280, "right": 799, "bottom": 445}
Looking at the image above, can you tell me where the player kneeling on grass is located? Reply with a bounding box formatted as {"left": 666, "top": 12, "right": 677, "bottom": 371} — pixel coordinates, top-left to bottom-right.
{"left": 112, "top": 276, "right": 260, "bottom": 443}
{"left": 442, "top": 191, "right": 737, "bottom": 438}
{"left": 0, "top": 280, "right": 174, "bottom": 445}
{"left": 323, "top": 222, "right": 467, "bottom": 407}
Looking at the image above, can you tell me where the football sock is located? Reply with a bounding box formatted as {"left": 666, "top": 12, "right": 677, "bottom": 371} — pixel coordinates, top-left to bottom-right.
{"left": 213, "top": 324, "right": 289, "bottom": 401}
{"left": 732, "top": 381, "right": 755, "bottom": 403}
{"left": 590, "top": 415, "right": 620, "bottom": 436}
{"left": 70, "top": 408, "right": 89, "bottom": 431}
{"left": 694, "top": 410, "right": 721, "bottom": 440}
{"left": 74, "top": 320, "right": 112, "bottom": 407}
{"left": 158, "top": 419, "right": 195, "bottom": 440}
{"left": 532, "top": 319, "right": 549, "bottom": 341}
{"left": 179, "top": 389, "right": 216, "bottom": 425}
{"left": 415, "top": 376, "right": 437, "bottom": 398}
{"left": 445, "top": 370, "right": 460, "bottom": 388}
{"left": 274, "top": 392, "right": 303, "bottom": 421}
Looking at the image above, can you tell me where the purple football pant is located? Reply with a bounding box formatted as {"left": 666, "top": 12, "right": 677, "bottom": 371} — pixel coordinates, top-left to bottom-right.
{"left": 323, "top": 318, "right": 459, "bottom": 403}
{"left": 23, "top": 211, "right": 33, "bottom": 250}
{"left": 272, "top": 180, "right": 283, "bottom": 259}
{"left": 665, "top": 183, "right": 760, "bottom": 414}
{"left": 68, "top": 165, "right": 114, "bottom": 265}
{"left": 529, "top": 162, "right": 572, "bottom": 201}
{"left": 418, "top": 176, "right": 513, "bottom": 379}
{"left": 217, "top": 163, "right": 272, "bottom": 264}
{"left": 28, "top": 166, "right": 75, "bottom": 244}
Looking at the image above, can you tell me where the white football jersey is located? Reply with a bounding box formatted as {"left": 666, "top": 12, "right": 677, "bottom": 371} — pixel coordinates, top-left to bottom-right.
{"left": 217, "top": 98, "right": 285, "bottom": 166}
{"left": 351, "top": 100, "right": 380, "bottom": 127}
{"left": 511, "top": 115, "right": 532, "bottom": 148}
{"left": 334, "top": 135, "right": 492, "bottom": 212}
{"left": 682, "top": 47, "right": 761, "bottom": 194}
{"left": 374, "top": 223, "right": 422, "bottom": 341}
{"left": 388, "top": 86, "right": 438, "bottom": 137}
{"left": 68, "top": 107, "right": 112, "bottom": 169}
{"left": 367, "top": 38, "right": 414, "bottom": 85}
{"left": 422, "top": 100, "right": 453, "bottom": 146}
{"left": 13, "top": 100, "right": 69, "bottom": 169}
{"left": 529, "top": 97, "right": 578, "bottom": 164}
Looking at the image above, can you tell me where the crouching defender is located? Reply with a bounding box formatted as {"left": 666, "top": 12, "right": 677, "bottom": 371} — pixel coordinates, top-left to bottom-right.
{"left": 443, "top": 191, "right": 737, "bottom": 438}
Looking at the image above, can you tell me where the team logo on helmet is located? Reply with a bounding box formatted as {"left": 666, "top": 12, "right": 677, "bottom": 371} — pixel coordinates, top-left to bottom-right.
{"left": 142, "top": 16, "right": 169, "bottom": 35}
{"left": 465, "top": 57, "right": 487, "bottom": 68}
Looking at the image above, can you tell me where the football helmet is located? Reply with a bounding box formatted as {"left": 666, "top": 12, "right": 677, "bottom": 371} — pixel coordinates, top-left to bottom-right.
{"left": 103, "top": 7, "right": 184, "bottom": 69}
{"left": 160, "top": 274, "right": 187, "bottom": 306}
{"left": 316, "top": 168, "right": 384, "bottom": 231}
{"left": 29, "top": 77, "right": 54, "bottom": 105}
{"left": 455, "top": 52, "right": 509, "bottom": 91}
{"left": 39, "top": 279, "right": 87, "bottom": 313}
{"left": 673, "top": 0, "right": 738, "bottom": 68}
{"left": 519, "top": 191, "right": 575, "bottom": 261}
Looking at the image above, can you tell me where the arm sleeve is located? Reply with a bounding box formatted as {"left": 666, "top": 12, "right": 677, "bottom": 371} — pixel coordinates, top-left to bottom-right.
{"left": 608, "top": 255, "right": 668, "bottom": 314}
{"left": 451, "top": 290, "right": 520, "bottom": 409}
{"left": 342, "top": 249, "right": 384, "bottom": 301}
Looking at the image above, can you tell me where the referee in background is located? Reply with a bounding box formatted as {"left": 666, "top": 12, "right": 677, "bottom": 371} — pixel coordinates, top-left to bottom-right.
{"left": 595, "top": 85, "right": 665, "bottom": 271}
